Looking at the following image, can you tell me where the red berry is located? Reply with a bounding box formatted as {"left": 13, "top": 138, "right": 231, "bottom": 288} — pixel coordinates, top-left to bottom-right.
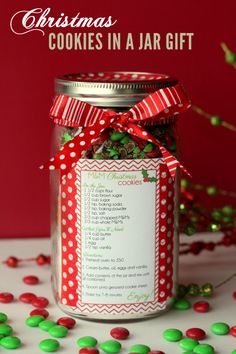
{"left": 19, "top": 292, "right": 37, "bottom": 303}
{"left": 230, "top": 326, "right": 236, "bottom": 337}
{"left": 6, "top": 256, "right": 18, "bottom": 267}
{"left": 30, "top": 308, "right": 49, "bottom": 318}
{"left": 36, "top": 254, "right": 47, "bottom": 265}
{"left": 57, "top": 317, "right": 76, "bottom": 329}
{"left": 79, "top": 349, "right": 99, "bottom": 354}
{"left": 110, "top": 327, "right": 130, "bottom": 340}
{"left": 193, "top": 301, "right": 210, "bottom": 313}
{"left": 0, "top": 292, "right": 14, "bottom": 303}
{"left": 186, "top": 327, "right": 206, "bottom": 340}
{"left": 233, "top": 291, "right": 236, "bottom": 300}
{"left": 31, "top": 296, "right": 49, "bottom": 308}
{"left": 143, "top": 177, "right": 150, "bottom": 182}
{"left": 23, "top": 275, "right": 39, "bottom": 285}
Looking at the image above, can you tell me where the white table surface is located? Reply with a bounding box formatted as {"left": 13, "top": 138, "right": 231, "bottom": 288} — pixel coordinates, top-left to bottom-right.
{"left": 0, "top": 234, "right": 235, "bottom": 354}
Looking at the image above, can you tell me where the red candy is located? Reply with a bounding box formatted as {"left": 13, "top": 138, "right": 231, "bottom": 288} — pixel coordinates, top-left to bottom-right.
{"left": 230, "top": 326, "right": 236, "bottom": 337}
{"left": 57, "top": 317, "right": 76, "bottom": 329}
{"left": 148, "top": 351, "right": 165, "bottom": 354}
{"left": 19, "top": 292, "right": 37, "bottom": 303}
{"left": 23, "top": 275, "right": 39, "bottom": 285}
{"left": 31, "top": 296, "right": 49, "bottom": 308}
{"left": 233, "top": 291, "right": 236, "bottom": 300}
{"left": 0, "top": 292, "right": 14, "bottom": 303}
{"left": 30, "top": 308, "right": 49, "bottom": 318}
{"left": 186, "top": 327, "right": 206, "bottom": 340}
{"left": 79, "top": 348, "right": 99, "bottom": 354}
{"left": 110, "top": 327, "right": 130, "bottom": 340}
{"left": 193, "top": 301, "right": 210, "bottom": 313}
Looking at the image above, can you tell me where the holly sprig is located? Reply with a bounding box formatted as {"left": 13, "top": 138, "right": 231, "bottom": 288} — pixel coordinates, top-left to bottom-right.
{"left": 141, "top": 168, "right": 158, "bottom": 183}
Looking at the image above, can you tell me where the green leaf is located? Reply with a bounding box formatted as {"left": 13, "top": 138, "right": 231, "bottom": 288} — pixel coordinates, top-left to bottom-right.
{"left": 142, "top": 169, "right": 148, "bottom": 177}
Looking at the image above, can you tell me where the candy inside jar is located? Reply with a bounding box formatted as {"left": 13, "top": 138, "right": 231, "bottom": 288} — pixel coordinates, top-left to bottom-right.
{"left": 47, "top": 72, "right": 190, "bottom": 321}
{"left": 60, "top": 124, "right": 177, "bottom": 160}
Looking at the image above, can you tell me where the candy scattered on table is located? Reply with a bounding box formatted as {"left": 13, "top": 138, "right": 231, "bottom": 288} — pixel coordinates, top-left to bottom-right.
{"left": 193, "top": 343, "right": 215, "bottom": 354}
{"left": 186, "top": 328, "right": 206, "bottom": 340}
{"left": 110, "top": 327, "right": 129, "bottom": 340}
{"left": 100, "top": 340, "right": 122, "bottom": 354}
{"left": 48, "top": 325, "right": 68, "bottom": 338}
{"left": 179, "top": 338, "right": 199, "bottom": 351}
{"left": 23, "top": 275, "right": 40, "bottom": 285}
{"left": 0, "top": 324, "right": 13, "bottom": 336}
{"left": 0, "top": 335, "right": 21, "bottom": 349}
{"left": 26, "top": 315, "right": 45, "bottom": 327}
{"left": 19, "top": 292, "right": 37, "bottom": 303}
{"left": 163, "top": 328, "right": 183, "bottom": 342}
{"left": 39, "top": 320, "right": 57, "bottom": 332}
{"left": 210, "top": 322, "right": 230, "bottom": 335}
{"left": 230, "top": 326, "right": 236, "bottom": 337}
{"left": 0, "top": 312, "right": 8, "bottom": 323}
{"left": 173, "top": 298, "right": 191, "bottom": 310}
{"left": 0, "top": 292, "right": 14, "bottom": 303}
{"left": 30, "top": 308, "right": 49, "bottom": 318}
{"left": 129, "top": 344, "right": 151, "bottom": 354}
{"left": 56, "top": 316, "right": 76, "bottom": 329}
{"left": 31, "top": 296, "right": 49, "bottom": 308}
{"left": 39, "top": 338, "right": 60, "bottom": 352}
{"left": 193, "top": 301, "right": 210, "bottom": 313}
{"left": 79, "top": 348, "right": 100, "bottom": 354}
{"left": 77, "top": 336, "right": 98, "bottom": 348}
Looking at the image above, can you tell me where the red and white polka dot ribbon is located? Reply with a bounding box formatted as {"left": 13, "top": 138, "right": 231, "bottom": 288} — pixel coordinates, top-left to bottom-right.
{"left": 41, "top": 84, "right": 191, "bottom": 179}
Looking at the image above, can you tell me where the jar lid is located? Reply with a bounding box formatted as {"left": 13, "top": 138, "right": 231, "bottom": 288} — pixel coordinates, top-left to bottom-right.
{"left": 55, "top": 72, "right": 178, "bottom": 107}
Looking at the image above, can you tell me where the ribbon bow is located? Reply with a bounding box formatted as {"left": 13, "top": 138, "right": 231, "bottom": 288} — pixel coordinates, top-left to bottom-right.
{"left": 41, "top": 84, "right": 191, "bottom": 179}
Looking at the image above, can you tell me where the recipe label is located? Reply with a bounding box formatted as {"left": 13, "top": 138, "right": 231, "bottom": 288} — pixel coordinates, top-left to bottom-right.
{"left": 60, "top": 159, "right": 175, "bottom": 315}
{"left": 80, "top": 166, "right": 156, "bottom": 304}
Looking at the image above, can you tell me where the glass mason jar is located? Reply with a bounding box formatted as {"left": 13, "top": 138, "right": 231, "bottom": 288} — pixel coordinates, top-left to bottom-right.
{"left": 50, "top": 72, "right": 190, "bottom": 321}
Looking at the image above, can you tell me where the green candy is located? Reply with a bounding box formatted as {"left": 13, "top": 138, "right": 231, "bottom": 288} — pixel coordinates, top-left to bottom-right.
{"left": 163, "top": 328, "right": 183, "bottom": 342}
{"left": 39, "top": 320, "right": 57, "bottom": 332}
{"left": 63, "top": 132, "right": 72, "bottom": 143}
{"left": 120, "top": 135, "right": 130, "bottom": 144}
{"left": 0, "top": 324, "right": 13, "bottom": 336}
{"left": 26, "top": 315, "right": 45, "bottom": 327}
{"left": 143, "top": 143, "right": 153, "bottom": 153}
{"left": 100, "top": 340, "right": 121, "bottom": 354}
{"left": 0, "top": 336, "right": 21, "bottom": 349}
{"left": 110, "top": 131, "right": 126, "bottom": 142}
{"left": 48, "top": 325, "right": 68, "bottom": 338}
{"left": 0, "top": 313, "right": 8, "bottom": 323}
{"left": 180, "top": 338, "right": 199, "bottom": 350}
{"left": 232, "top": 350, "right": 236, "bottom": 354}
{"left": 77, "top": 336, "right": 97, "bottom": 348}
{"left": 193, "top": 344, "right": 215, "bottom": 354}
{"left": 39, "top": 339, "right": 60, "bottom": 352}
{"left": 129, "top": 344, "right": 151, "bottom": 354}
{"left": 210, "top": 322, "right": 229, "bottom": 335}
{"left": 173, "top": 298, "right": 191, "bottom": 310}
